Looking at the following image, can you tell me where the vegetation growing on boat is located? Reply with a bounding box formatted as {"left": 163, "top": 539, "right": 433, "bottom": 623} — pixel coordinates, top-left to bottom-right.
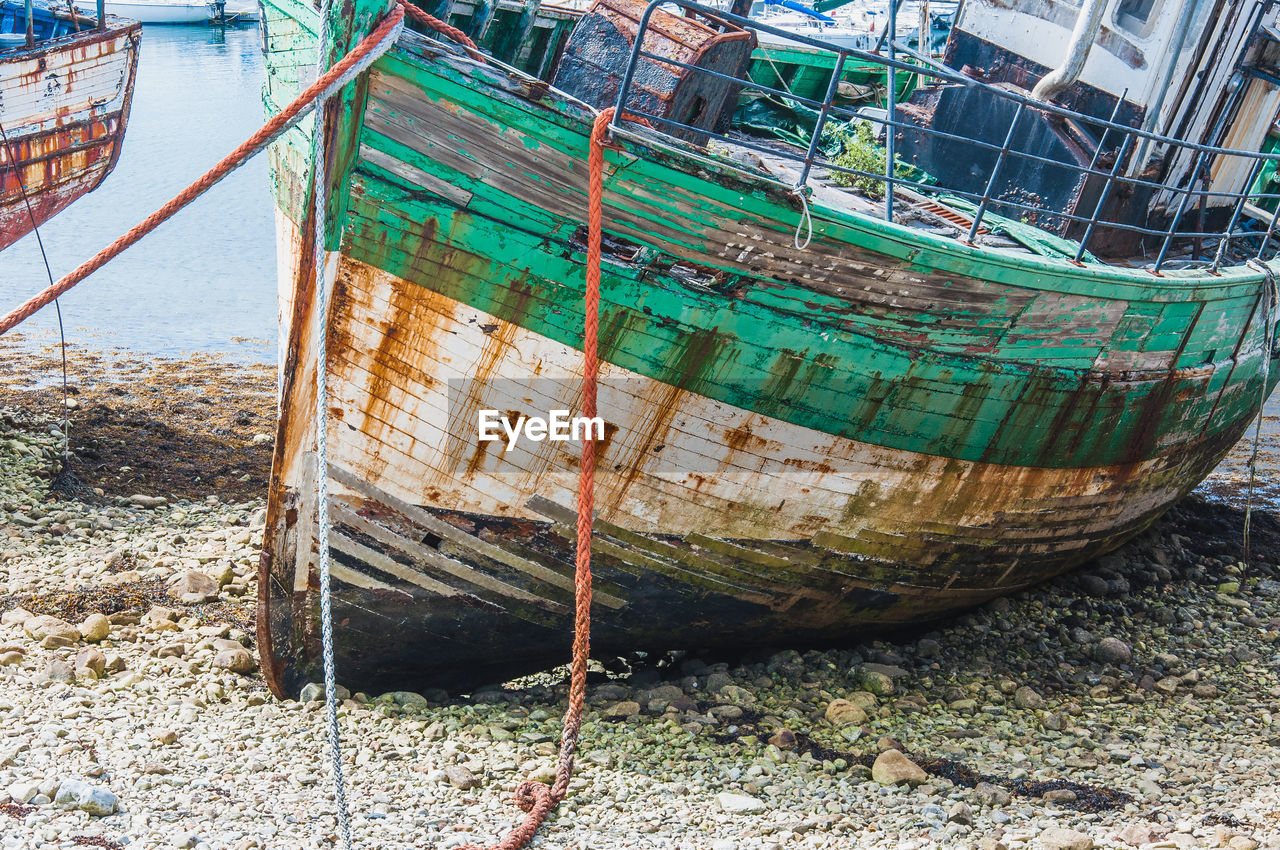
{"left": 830, "top": 121, "right": 923, "bottom": 199}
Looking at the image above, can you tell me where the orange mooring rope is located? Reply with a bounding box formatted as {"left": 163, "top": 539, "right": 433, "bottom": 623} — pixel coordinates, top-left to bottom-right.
{"left": 400, "top": 1, "right": 485, "bottom": 62}
{"left": 0, "top": 0, "right": 491, "bottom": 338}
{"left": 459, "top": 106, "right": 613, "bottom": 850}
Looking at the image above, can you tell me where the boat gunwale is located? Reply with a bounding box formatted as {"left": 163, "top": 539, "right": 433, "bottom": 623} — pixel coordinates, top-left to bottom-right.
{"left": 367, "top": 26, "right": 1280, "bottom": 312}
{"left": 0, "top": 7, "right": 140, "bottom": 62}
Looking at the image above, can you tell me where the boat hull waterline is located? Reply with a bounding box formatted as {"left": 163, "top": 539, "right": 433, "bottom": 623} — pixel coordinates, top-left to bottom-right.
{"left": 257, "top": 0, "right": 1280, "bottom": 696}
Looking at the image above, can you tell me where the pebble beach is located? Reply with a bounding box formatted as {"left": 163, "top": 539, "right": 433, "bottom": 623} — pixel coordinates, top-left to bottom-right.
{"left": 2, "top": 338, "right": 1280, "bottom": 850}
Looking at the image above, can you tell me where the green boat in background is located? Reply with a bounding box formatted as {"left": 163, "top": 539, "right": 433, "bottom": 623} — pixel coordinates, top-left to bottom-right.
{"left": 257, "top": 0, "right": 1280, "bottom": 696}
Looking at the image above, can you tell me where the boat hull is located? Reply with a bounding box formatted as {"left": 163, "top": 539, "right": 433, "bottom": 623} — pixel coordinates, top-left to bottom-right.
{"left": 258, "top": 2, "right": 1280, "bottom": 696}
{"left": 0, "top": 20, "right": 140, "bottom": 250}
{"left": 104, "top": 2, "right": 213, "bottom": 23}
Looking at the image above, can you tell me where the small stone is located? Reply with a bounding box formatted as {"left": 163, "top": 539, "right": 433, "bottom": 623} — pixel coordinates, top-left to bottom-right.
{"left": 824, "top": 698, "right": 868, "bottom": 728}
{"left": 40, "top": 660, "right": 75, "bottom": 683}
{"left": 715, "top": 792, "right": 766, "bottom": 813}
{"left": 974, "top": 782, "right": 1012, "bottom": 806}
{"left": 208, "top": 561, "right": 235, "bottom": 588}
{"left": 154, "top": 729, "right": 178, "bottom": 745}
{"left": 1039, "top": 826, "right": 1093, "bottom": 850}
{"left": 1228, "top": 837, "right": 1259, "bottom": 850}
{"left": 947, "top": 801, "right": 972, "bottom": 824}
{"left": 767, "top": 729, "right": 797, "bottom": 750}
{"left": 127, "top": 494, "right": 167, "bottom": 508}
{"left": 78, "top": 613, "right": 110, "bottom": 643}
{"left": 443, "top": 765, "right": 480, "bottom": 790}
{"left": 1116, "top": 823, "right": 1154, "bottom": 847}
{"left": 525, "top": 764, "right": 556, "bottom": 785}
{"left": 214, "top": 648, "right": 255, "bottom": 674}
{"left": 299, "top": 682, "right": 351, "bottom": 703}
{"left": 1042, "top": 788, "right": 1077, "bottom": 804}
{"left": 1093, "top": 637, "right": 1132, "bottom": 665}
{"left": 1013, "top": 685, "right": 1043, "bottom": 710}
{"left": 0, "top": 650, "right": 22, "bottom": 666}
{"left": 858, "top": 669, "right": 896, "bottom": 696}
{"left": 871, "top": 749, "right": 927, "bottom": 786}
{"left": 383, "top": 691, "right": 429, "bottom": 710}
{"left": 7, "top": 781, "right": 37, "bottom": 803}
{"left": 75, "top": 647, "right": 107, "bottom": 676}
{"left": 603, "top": 701, "right": 641, "bottom": 718}
{"left": 168, "top": 570, "right": 219, "bottom": 604}
{"left": 916, "top": 638, "right": 941, "bottom": 658}
{"left": 146, "top": 606, "right": 180, "bottom": 625}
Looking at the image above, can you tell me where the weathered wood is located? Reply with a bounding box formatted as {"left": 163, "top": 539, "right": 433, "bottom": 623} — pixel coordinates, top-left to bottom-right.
{"left": 0, "top": 11, "right": 140, "bottom": 249}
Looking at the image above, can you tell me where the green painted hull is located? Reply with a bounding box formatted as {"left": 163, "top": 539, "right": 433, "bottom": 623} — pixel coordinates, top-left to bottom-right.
{"left": 748, "top": 42, "right": 919, "bottom": 104}
{"left": 256, "top": 0, "right": 1280, "bottom": 695}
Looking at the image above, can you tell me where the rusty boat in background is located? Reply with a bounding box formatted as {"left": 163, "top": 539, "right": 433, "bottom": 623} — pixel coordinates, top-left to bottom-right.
{"left": 258, "top": 0, "right": 1280, "bottom": 697}
{"left": 0, "top": 0, "right": 140, "bottom": 251}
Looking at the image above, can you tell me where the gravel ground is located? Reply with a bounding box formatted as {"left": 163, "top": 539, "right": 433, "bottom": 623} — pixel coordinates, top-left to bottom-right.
{"left": 2, "top": 344, "right": 1280, "bottom": 850}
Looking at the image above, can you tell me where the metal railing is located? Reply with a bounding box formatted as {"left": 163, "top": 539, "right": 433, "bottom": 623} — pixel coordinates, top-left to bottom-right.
{"left": 609, "top": 0, "right": 1280, "bottom": 271}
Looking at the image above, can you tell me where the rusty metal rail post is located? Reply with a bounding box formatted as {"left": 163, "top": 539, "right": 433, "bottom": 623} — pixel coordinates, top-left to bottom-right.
{"left": 1256, "top": 193, "right": 1280, "bottom": 259}
{"left": 794, "top": 51, "right": 847, "bottom": 190}
{"left": 1074, "top": 134, "right": 1133, "bottom": 263}
{"left": 97, "top": 0, "right": 104, "bottom": 28}
{"left": 1154, "top": 149, "right": 1209, "bottom": 271}
{"left": 1211, "top": 156, "right": 1264, "bottom": 273}
{"left": 885, "top": 0, "right": 897, "bottom": 222}
{"left": 25, "top": 0, "right": 33, "bottom": 47}
{"left": 966, "top": 102, "right": 1025, "bottom": 243}
{"left": 794, "top": 52, "right": 847, "bottom": 190}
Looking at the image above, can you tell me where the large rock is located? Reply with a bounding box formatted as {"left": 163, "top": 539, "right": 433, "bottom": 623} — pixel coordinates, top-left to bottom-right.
{"left": 871, "top": 749, "right": 927, "bottom": 786}
{"left": 168, "top": 571, "right": 219, "bottom": 604}
{"left": 53, "top": 779, "right": 118, "bottom": 816}
{"left": 1039, "top": 827, "right": 1093, "bottom": 850}
{"left": 23, "top": 615, "right": 80, "bottom": 647}
{"left": 1, "top": 608, "right": 32, "bottom": 627}
{"left": 824, "top": 699, "right": 868, "bottom": 728}
{"left": 78, "top": 613, "right": 110, "bottom": 643}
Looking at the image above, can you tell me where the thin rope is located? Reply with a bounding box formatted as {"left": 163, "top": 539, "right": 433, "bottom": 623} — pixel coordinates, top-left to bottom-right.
{"left": 0, "top": 119, "right": 71, "bottom": 460}
{"left": 1244, "top": 259, "right": 1277, "bottom": 564}
{"left": 793, "top": 188, "right": 813, "bottom": 250}
{"left": 0, "top": 5, "right": 405, "bottom": 337}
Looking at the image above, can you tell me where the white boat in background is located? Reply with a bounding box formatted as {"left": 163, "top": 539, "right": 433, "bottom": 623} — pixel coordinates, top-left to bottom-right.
{"left": 75, "top": 0, "right": 220, "bottom": 23}
{"left": 222, "top": 0, "right": 258, "bottom": 20}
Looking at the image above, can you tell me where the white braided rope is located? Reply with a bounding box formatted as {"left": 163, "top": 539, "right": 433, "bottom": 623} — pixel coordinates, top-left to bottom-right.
{"left": 308, "top": 8, "right": 404, "bottom": 850}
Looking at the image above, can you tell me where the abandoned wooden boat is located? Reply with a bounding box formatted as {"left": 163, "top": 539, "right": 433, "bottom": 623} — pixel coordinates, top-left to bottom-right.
{"left": 0, "top": 1, "right": 140, "bottom": 251}
{"left": 258, "top": 0, "right": 1280, "bottom": 696}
